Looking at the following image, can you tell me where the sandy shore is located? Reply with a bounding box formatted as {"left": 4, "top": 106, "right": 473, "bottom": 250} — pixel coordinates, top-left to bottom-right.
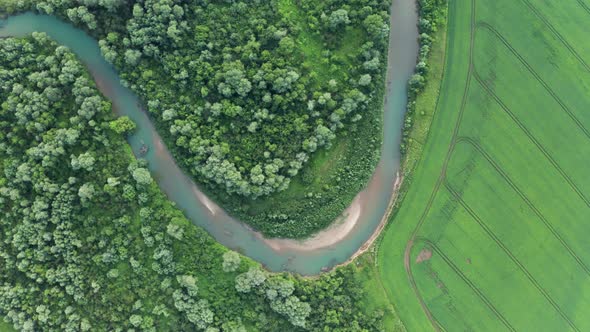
{"left": 262, "top": 171, "right": 403, "bottom": 253}
{"left": 332, "top": 171, "right": 403, "bottom": 267}
{"left": 262, "top": 195, "right": 363, "bottom": 252}
{"left": 194, "top": 188, "right": 218, "bottom": 215}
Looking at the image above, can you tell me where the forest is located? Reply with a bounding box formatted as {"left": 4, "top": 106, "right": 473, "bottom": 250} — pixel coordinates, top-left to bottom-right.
{"left": 0, "top": 34, "right": 391, "bottom": 331}
{"left": 2, "top": 0, "right": 392, "bottom": 237}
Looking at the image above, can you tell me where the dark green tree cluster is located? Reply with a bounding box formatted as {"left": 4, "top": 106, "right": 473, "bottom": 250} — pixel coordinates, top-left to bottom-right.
{"left": 0, "top": 35, "right": 389, "bottom": 331}
{"left": 401, "top": 0, "right": 447, "bottom": 155}
{"left": 8, "top": 0, "right": 391, "bottom": 200}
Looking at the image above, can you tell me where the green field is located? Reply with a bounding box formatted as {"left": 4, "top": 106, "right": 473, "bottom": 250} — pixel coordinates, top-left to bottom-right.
{"left": 0, "top": 320, "right": 16, "bottom": 332}
{"left": 379, "top": 0, "right": 590, "bottom": 330}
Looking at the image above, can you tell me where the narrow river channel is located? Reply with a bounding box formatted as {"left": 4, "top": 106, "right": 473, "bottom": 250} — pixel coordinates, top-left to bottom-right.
{"left": 0, "top": 0, "right": 418, "bottom": 275}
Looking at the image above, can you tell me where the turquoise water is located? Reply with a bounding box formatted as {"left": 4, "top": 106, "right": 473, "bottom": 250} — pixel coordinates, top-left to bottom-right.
{"left": 0, "top": 0, "right": 418, "bottom": 275}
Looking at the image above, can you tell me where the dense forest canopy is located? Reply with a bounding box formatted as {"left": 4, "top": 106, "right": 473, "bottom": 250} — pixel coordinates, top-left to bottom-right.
{"left": 0, "top": 0, "right": 394, "bottom": 238}
{"left": 3, "top": 0, "right": 390, "bottom": 199}
{"left": 0, "top": 35, "right": 390, "bottom": 331}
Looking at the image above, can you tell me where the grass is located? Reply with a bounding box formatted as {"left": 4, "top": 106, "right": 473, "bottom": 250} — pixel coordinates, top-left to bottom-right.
{"left": 352, "top": 253, "right": 406, "bottom": 332}
{"left": 276, "top": 0, "right": 330, "bottom": 80}
{"left": 0, "top": 320, "right": 16, "bottom": 332}
{"left": 276, "top": 0, "right": 364, "bottom": 83}
{"left": 377, "top": 0, "right": 590, "bottom": 330}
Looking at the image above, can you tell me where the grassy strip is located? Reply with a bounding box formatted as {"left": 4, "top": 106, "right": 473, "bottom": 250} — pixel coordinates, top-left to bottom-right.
{"left": 0, "top": 319, "right": 17, "bottom": 332}
{"left": 352, "top": 252, "right": 407, "bottom": 332}
{"left": 398, "top": 19, "right": 447, "bottom": 193}
{"left": 372, "top": 5, "right": 449, "bottom": 331}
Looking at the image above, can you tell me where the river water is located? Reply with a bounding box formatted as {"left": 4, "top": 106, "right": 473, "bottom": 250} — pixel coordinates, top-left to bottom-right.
{"left": 0, "top": 0, "right": 418, "bottom": 275}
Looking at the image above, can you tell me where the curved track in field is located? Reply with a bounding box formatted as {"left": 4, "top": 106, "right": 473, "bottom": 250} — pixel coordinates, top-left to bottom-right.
{"left": 402, "top": 0, "right": 476, "bottom": 329}
{"left": 455, "top": 137, "right": 590, "bottom": 276}
{"left": 413, "top": 237, "right": 517, "bottom": 332}
{"left": 401, "top": 0, "right": 590, "bottom": 330}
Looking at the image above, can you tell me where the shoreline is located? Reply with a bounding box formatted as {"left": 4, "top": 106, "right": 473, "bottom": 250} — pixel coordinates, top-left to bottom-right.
{"left": 261, "top": 196, "right": 363, "bottom": 252}
{"left": 0, "top": 0, "right": 418, "bottom": 274}
{"left": 330, "top": 171, "right": 403, "bottom": 271}
{"left": 261, "top": 171, "right": 403, "bottom": 256}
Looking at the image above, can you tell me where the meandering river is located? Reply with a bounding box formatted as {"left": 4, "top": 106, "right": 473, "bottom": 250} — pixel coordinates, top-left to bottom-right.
{"left": 0, "top": 0, "right": 418, "bottom": 275}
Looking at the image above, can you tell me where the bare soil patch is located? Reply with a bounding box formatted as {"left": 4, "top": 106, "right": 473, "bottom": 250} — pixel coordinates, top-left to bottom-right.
{"left": 416, "top": 248, "right": 433, "bottom": 263}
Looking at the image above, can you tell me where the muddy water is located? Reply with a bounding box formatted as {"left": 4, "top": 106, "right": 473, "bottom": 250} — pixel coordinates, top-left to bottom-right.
{"left": 0, "top": 0, "right": 418, "bottom": 275}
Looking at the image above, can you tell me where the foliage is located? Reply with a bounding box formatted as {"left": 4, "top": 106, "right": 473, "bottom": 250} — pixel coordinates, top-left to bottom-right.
{"left": 0, "top": 0, "right": 392, "bottom": 237}
{"left": 400, "top": 0, "right": 447, "bottom": 156}
{"left": 0, "top": 35, "right": 391, "bottom": 331}
{"left": 109, "top": 116, "right": 136, "bottom": 135}
{"left": 222, "top": 251, "right": 241, "bottom": 273}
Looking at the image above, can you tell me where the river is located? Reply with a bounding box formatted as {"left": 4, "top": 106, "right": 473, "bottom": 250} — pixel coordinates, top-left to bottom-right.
{"left": 0, "top": 0, "right": 418, "bottom": 275}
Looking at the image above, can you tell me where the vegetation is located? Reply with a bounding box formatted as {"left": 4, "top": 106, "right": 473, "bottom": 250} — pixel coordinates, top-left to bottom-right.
{"left": 351, "top": 253, "right": 406, "bottom": 332}
{"left": 0, "top": 35, "right": 395, "bottom": 331}
{"left": 378, "top": 0, "right": 590, "bottom": 330}
{"left": 1, "top": 0, "right": 392, "bottom": 238}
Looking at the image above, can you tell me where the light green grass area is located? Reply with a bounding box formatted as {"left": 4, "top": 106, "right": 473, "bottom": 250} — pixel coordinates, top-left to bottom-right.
{"left": 378, "top": 0, "right": 590, "bottom": 330}
{"left": 277, "top": 0, "right": 330, "bottom": 80}
{"left": 276, "top": 0, "right": 364, "bottom": 83}
{"left": 0, "top": 320, "right": 17, "bottom": 332}
{"left": 352, "top": 253, "right": 406, "bottom": 332}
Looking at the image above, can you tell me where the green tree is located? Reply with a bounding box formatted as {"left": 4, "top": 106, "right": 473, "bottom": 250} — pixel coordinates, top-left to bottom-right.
{"left": 222, "top": 251, "right": 241, "bottom": 272}
{"left": 133, "top": 167, "right": 152, "bottom": 186}
{"left": 235, "top": 267, "right": 266, "bottom": 293}
{"left": 329, "top": 9, "right": 350, "bottom": 28}
{"left": 109, "top": 116, "right": 137, "bottom": 135}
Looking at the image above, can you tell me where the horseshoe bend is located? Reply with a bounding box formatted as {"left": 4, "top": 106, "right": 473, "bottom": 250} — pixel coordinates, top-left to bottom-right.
{"left": 4, "top": 0, "right": 586, "bottom": 331}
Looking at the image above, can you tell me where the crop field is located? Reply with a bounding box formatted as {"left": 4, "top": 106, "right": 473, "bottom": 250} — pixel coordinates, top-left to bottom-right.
{"left": 378, "top": 0, "right": 590, "bottom": 330}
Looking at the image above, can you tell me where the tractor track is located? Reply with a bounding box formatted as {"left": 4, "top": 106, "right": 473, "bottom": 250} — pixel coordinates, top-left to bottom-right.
{"left": 518, "top": 0, "right": 590, "bottom": 72}
{"left": 473, "top": 71, "right": 590, "bottom": 208}
{"left": 444, "top": 182, "right": 581, "bottom": 332}
{"left": 402, "top": 0, "right": 476, "bottom": 330}
{"left": 455, "top": 137, "right": 590, "bottom": 277}
{"left": 575, "top": 0, "right": 590, "bottom": 15}
{"left": 413, "top": 237, "right": 516, "bottom": 331}
{"left": 476, "top": 22, "right": 590, "bottom": 140}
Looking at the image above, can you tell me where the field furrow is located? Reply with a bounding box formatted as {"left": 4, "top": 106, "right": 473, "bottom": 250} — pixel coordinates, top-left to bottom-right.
{"left": 379, "top": 0, "right": 590, "bottom": 330}
{"left": 412, "top": 238, "right": 516, "bottom": 332}
{"left": 445, "top": 183, "right": 580, "bottom": 331}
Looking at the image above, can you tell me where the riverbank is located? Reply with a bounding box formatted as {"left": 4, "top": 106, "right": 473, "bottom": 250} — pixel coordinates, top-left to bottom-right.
{"left": 375, "top": 1, "right": 450, "bottom": 329}
{"left": 334, "top": 172, "right": 404, "bottom": 268}
{"left": 0, "top": 0, "right": 418, "bottom": 275}
{"left": 263, "top": 172, "right": 403, "bottom": 253}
